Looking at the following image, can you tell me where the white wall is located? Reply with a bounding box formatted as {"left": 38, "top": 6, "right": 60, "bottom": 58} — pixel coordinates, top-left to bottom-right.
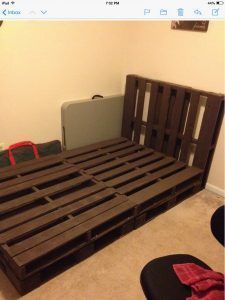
{"left": 0, "top": 21, "right": 128, "bottom": 147}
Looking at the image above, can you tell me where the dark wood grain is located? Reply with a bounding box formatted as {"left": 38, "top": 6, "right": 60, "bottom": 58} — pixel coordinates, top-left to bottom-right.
{"left": 179, "top": 92, "right": 200, "bottom": 162}
{"left": 133, "top": 78, "right": 146, "bottom": 143}
{"left": 155, "top": 86, "right": 171, "bottom": 151}
{"left": 121, "top": 75, "right": 138, "bottom": 139}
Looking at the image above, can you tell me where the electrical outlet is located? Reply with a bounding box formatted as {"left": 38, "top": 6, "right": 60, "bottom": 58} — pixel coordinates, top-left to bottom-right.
{"left": 0, "top": 143, "right": 5, "bottom": 152}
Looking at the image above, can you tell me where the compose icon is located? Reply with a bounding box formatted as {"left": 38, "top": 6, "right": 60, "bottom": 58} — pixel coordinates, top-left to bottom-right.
{"left": 212, "top": 8, "right": 219, "bottom": 15}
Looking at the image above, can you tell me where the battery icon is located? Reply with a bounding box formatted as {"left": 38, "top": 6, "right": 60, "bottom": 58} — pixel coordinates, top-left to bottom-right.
{"left": 216, "top": 1, "right": 224, "bottom": 4}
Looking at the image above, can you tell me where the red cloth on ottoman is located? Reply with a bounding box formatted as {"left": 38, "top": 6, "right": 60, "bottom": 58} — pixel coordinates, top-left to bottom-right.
{"left": 173, "top": 263, "right": 224, "bottom": 300}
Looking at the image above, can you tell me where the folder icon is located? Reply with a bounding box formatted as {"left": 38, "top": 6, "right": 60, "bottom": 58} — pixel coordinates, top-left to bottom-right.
{"left": 160, "top": 9, "right": 167, "bottom": 15}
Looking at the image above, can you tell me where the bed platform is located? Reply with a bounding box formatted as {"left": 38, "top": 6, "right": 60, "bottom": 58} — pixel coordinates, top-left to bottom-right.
{"left": 0, "top": 75, "right": 224, "bottom": 294}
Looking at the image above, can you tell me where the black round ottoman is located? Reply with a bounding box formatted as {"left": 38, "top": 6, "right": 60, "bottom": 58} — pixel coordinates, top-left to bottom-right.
{"left": 140, "top": 254, "right": 211, "bottom": 300}
{"left": 211, "top": 205, "right": 224, "bottom": 246}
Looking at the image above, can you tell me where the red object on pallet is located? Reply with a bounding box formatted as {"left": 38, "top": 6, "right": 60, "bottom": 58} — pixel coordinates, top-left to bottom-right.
{"left": 8, "top": 141, "right": 39, "bottom": 165}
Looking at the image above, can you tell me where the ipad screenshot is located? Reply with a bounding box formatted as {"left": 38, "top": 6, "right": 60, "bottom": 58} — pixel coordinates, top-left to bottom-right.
{"left": 0, "top": 1, "right": 224, "bottom": 300}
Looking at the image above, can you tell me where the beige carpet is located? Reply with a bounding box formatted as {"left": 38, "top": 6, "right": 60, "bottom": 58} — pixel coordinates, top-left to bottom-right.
{"left": 0, "top": 190, "right": 224, "bottom": 300}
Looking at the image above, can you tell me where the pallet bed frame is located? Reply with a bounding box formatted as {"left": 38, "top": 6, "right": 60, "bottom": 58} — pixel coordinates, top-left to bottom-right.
{"left": 0, "top": 75, "right": 224, "bottom": 294}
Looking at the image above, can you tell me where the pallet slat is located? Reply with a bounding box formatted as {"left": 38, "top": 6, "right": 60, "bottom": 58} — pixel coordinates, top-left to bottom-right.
{"left": 96, "top": 152, "right": 164, "bottom": 181}
{"left": 179, "top": 92, "right": 200, "bottom": 162}
{"left": 105, "top": 157, "right": 175, "bottom": 188}
{"left": 13, "top": 196, "right": 131, "bottom": 268}
{"left": 133, "top": 79, "right": 146, "bottom": 143}
{"left": 129, "top": 167, "right": 202, "bottom": 205}
{"left": 166, "top": 88, "right": 185, "bottom": 156}
{"left": 0, "top": 156, "right": 64, "bottom": 181}
{"left": 117, "top": 161, "right": 186, "bottom": 195}
{"left": 66, "top": 140, "right": 133, "bottom": 164}
{"left": 0, "top": 184, "right": 107, "bottom": 240}
{"left": 144, "top": 82, "right": 159, "bottom": 147}
{"left": 0, "top": 174, "right": 92, "bottom": 215}
{"left": 6, "top": 189, "right": 117, "bottom": 255}
{"left": 86, "top": 148, "right": 153, "bottom": 175}
{"left": 72, "top": 144, "right": 144, "bottom": 170}
{"left": 155, "top": 86, "right": 171, "bottom": 151}
{"left": 61, "top": 137, "right": 128, "bottom": 159}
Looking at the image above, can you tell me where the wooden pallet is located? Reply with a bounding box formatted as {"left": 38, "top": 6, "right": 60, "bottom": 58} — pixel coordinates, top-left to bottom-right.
{"left": 0, "top": 75, "right": 223, "bottom": 294}
{"left": 0, "top": 137, "right": 203, "bottom": 294}
{"left": 122, "top": 75, "right": 224, "bottom": 187}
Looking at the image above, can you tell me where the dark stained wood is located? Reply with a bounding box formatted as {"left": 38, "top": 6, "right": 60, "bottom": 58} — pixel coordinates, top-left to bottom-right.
{"left": 193, "top": 95, "right": 222, "bottom": 170}
{"left": 155, "top": 85, "right": 171, "bottom": 151}
{"left": 0, "top": 74, "right": 223, "bottom": 295}
{"left": 117, "top": 161, "right": 186, "bottom": 195}
{"left": 179, "top": 92, "right": 200, "bottom": 162}
{"left": 86, "top": 148, "right": 153, "bottom": 175}
{"left": 0, "top": 163, "right": 72, "bottom": 189}
{"left": 4, "top": 189, "right": 117, "bottom": 253}
{"left": 66, "top": 140, "right": 133, "bottom": 164}
{"left": 122, "top": 75, "right": 224, "bottom": 188}
{"left": 72, "top": 144, "right": 143, "bottom": 170}
{"left": 0, "top": 166, "right": 79, "bottom": 198}
{"left": 166, "top": 88, "right": 185, "bottom": 156}
{"left": 0, "top": 174, "right": 92, "bottom": 215}
{"left": 133, "top": 78, "right": 146, "bottom": 143}
{"left": 0, "top": 156, "right": 64, "bottom": 181}
{"left": 0, "top": 184, "right": 106, "bottom": 236}
{"left": 96, "top": 152, "right": 164, "bottom": 181}
{"left": 144, "top": 82, "right": 159, "bottom": 147}
{"left": 121, "top": 75, "right": 138, "bottom": 139}
{"left": 193, "top": 95, "right": 224, "bottom": 186}
{"left": 61, "top": 137, "right": 127, "bottom": 159}
{"left": 129, "top": 167, "right": 202, "bottom": 205}
{"left": 105, "top": 157, "right": 175, "bottom": 188}
{"left": 14, "top": 196, "right": 132, "bottom": 268}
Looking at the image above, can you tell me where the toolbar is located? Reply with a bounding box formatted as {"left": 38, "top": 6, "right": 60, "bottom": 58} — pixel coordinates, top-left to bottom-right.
{"left": 0, "top": 0, "right": 225, "bottom": 19}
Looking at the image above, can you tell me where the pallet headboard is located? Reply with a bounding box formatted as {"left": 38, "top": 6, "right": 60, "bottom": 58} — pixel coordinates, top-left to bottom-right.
{"left": 122, "top": 74, "right": 224, "bottom": 187}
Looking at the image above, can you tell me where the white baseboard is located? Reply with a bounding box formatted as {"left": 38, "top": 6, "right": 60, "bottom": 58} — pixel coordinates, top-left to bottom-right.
{"left": 206, "top": 183, "right": 225, "bottom": 197}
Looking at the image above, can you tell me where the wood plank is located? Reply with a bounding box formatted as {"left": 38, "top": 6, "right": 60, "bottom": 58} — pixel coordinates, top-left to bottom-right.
{"left": 13, "top": 196, "right": 132, "bottom": 267}
{"left": 166, "top": 88, "right": 185, "bottom": 156}
{"left": 6, "top": 189, "right": 116, "bottom": 254}
{"left": 118, "top": 161, "right": 186, "bottom": 194}
{"left": 121, "top": 75, "right": 138, "bottom": 139}
{"left": 133, "top": 79, "right": 146, "bottom": 143}
{"left": 179, "top": 92, "right": 200, "bottom": 162}
{"left": 105, "top": 157, "right": 175, "bottom": 187}
{"left": 144, "top": 82, "right": 159, "bottom": 147}
{"left": 74, "top": 144, "right": 144, "bottom": 170}
{"left": 0, "top": 163, "right": 72, "bottom": 190}
{"left": 155, "top": 86, "right": 171, "bottom": 151}
{"left": 96, "top": 152, "right": 164, "bottom": 181}
{"left": 129, "top": 167, "right": 202, "bottom": 205}
{"left": 86, "top": 148, "right": 153, "bottom": 175}
{"left": 0, "top": 175, "right": 92, "bottom": 215}
{"left": 193, "top": 95, "right": 222, "bottom": 170}
{"left": 0, "top": 154, "right": 60, "bottom": 173}
{"left": 0, "top": 166, "right": 79, "bottom": 198}
{"left": 67, "top": 140, "right": 133, "bottom": 164}
{"left": 0, "top": 156, "right": 63, "bottom": 181}
{"left": 61, "top": 137, "right": 127, "bottom": 159}
{"left": 0, "top": 183, "right": 106, "bottom": 235}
